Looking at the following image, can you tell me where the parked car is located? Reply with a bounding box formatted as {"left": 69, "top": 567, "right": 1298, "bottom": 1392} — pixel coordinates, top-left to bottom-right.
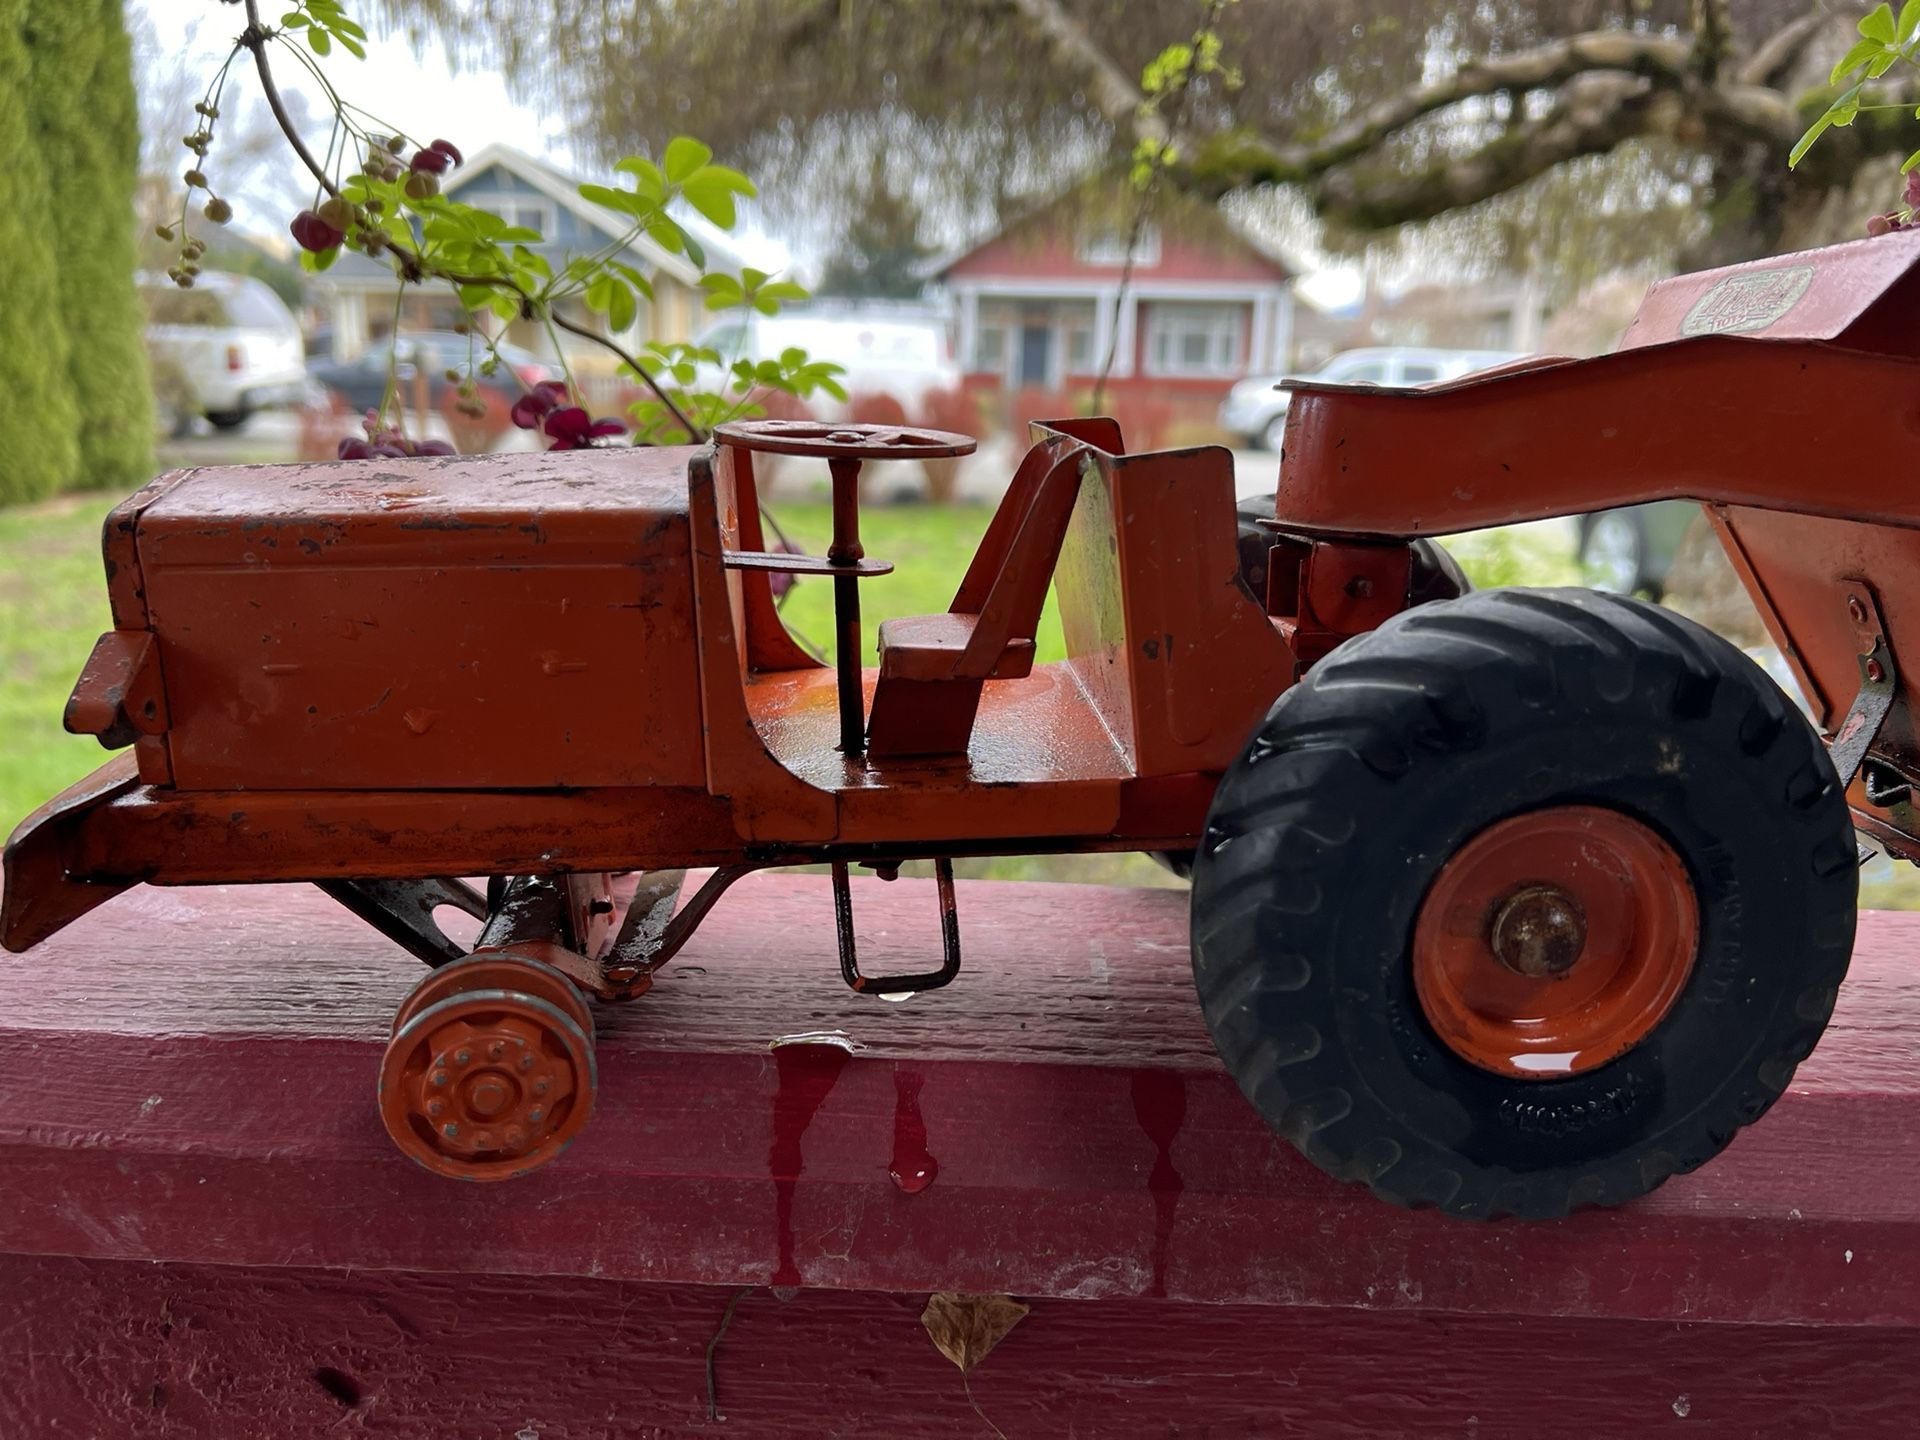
{"left": 691, "top": 304, "right": 960, "bottom": 414}
{"left": 1220, "top": 346, "right": 1525, "bottom": 451}
{"left": 1576, "top": 499, "right": 1700, "bottom": 600}
{"left": 141, "top": 272, "right": 308, "bottom": 431}
{"left": 306, "top": 330, "right": 556, "bottom": 414}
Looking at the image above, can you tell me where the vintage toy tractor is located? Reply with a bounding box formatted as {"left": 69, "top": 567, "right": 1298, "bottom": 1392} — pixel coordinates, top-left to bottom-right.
{"left": 9, "top": 229, "right": 1915, "bottom": 1218}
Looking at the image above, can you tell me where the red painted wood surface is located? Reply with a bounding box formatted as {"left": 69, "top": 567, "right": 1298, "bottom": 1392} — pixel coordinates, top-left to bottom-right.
{"left": 7, "top": 1254, "right": 1916, "bottom": 1438}
{"left": 3, "top": 873, "right": 1920, "bottom": 1435}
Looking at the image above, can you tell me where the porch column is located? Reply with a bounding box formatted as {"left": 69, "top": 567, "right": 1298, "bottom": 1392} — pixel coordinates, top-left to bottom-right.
{"left": 1091, "top": 285, "right": 1118, "bottom": 378}
{"left": 1270, "top": 287, "right": 1296, "bottom": 370}
{"left": 956, "top": 286, "right": 979, "bottom": 373}
{"left": 1113, "top": 293, "right": 1139, "bottom": 379}
{"left": 1247, "top": 295, "right": 1270, "bottom": 377}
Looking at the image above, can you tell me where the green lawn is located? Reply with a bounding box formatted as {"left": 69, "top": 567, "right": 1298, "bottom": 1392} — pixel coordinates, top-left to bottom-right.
{"left": 0, "top": 497, "right": 116, "bottom": 826}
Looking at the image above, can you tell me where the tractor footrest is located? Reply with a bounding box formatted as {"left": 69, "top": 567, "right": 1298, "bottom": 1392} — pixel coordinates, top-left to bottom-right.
{"left": 723, "top": 550, "right": 893, "bottom": 578}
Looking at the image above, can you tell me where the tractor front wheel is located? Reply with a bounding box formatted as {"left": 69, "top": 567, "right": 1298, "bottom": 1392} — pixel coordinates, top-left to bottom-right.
{"left": 1189, "top": 587, "right": 1857, "bottom": 1219}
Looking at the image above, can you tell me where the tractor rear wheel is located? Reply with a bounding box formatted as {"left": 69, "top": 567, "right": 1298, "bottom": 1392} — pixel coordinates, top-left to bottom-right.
{"left": 1189, "top": 587, "right": 1857, "bottom": 1219}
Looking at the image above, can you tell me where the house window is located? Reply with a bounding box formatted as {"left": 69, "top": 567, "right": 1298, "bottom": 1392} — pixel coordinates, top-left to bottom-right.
{"left": 463, "top": 193, "right": 556, "bottom": 239}
{"left": 1079, "top": 222, "right": 1161, "bottom": 267}
{"left": 1144, "top": 302, "right": 1243, "bottom": 377}
{"left": 974, "top": 325, "right": 1008, "bottom": 373}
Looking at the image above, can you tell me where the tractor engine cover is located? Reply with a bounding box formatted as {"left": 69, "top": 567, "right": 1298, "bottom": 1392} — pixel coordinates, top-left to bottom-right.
{"left": 100, "top": 447, "right": 707, "bottom": 792}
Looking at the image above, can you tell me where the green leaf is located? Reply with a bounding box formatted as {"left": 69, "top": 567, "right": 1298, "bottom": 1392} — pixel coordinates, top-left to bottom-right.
{"left": 495, "top": 226, "right": 543, "bottom": 242}
{"left": 663, "top": 136, "right": 713, "bottom": 184}
{"left": 307, "top": 26, "right": 331, "bottom": 55}
{"left": 281, "top": 12, "right": 309, "bottom": 25}
{"left": 741, "top": 266, "right": 769, "bottom": 289}
{"left": 578, "top": 182, "right": 643, "bottom": 217}
{"left": 1833, "top": 38, "right": 1884, "bottom": 84}
{"left": 680, "top": 165, "right": 756, "bottom": 230}
{"left": 585, "top": 273, "right": 612, "bottom": 313}
{"left": 609, "top": 261, "right": 654, "bottom": 300}
{"left": 779, "top": 347, "right": 807, "bottom": 369}
{"left": 1902, "top": 147, "right": 1920, "bottom": 173}
{"left": 607, "top": 279, "right": 637, "bottom": 333}
{"left": 646, "top": 218, "right": 686, "bottom": 256}
{"left": 615, "top": 156, "right": 667, "bottom": 203}
{"left": 1834, "top": 83, "right": 1865, "bottom": 126}
{"left": 1789, "top": 108, "right": 1837, "bottom": 167}
{"left": 758, "top": 280, "right": 808, "bottom": 304}
{"left": 335, "top": 31, "right": 365, "bottom": 59}
{"left": 1862, "top": 3, "right": 1897, "bottom": 42}
{"left": 1902, "top": 0, "right": 1920, "bottom": 42}
{"left": 1871, "top": 51, "right": 1901, "bottom": 77}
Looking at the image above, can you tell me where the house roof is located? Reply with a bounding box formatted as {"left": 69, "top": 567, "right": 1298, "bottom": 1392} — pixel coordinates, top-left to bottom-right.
{"left": 319, "top": 141, "right": 748, "bottom": 288}
{"left": 928, "top": 173, "right": 1300, "bottom": 283}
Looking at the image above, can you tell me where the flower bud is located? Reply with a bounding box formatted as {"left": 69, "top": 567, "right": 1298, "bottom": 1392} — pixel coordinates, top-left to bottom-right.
{"left": 184, "top": 168, "right": 207, "bottom": 188}
{"left": 317, "top": 196, "right": 355, "bottom": 232}
{"left": 404, "top": 171, "right": 440, "bottom": 200}
{"left": 203, "top": 197, "right": 232, "bottom": 224}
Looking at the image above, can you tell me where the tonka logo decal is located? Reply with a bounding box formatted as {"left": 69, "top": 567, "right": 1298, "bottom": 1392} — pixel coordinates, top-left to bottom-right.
{"left": 1681, "top": 264, "right": 1815, "bottom": 337}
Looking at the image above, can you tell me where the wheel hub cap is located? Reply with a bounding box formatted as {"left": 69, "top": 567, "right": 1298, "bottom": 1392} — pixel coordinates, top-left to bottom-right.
{"left": 1412, "top": 805, "right": 1699, "bottom": 1080}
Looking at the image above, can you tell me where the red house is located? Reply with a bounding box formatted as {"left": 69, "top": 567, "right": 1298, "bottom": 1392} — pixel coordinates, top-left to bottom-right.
{"left": 933, "top": 182, "right": 1296, "bottom": 440}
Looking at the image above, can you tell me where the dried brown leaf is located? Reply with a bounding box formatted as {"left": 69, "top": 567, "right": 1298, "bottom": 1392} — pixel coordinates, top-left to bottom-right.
{"left": 920, "top": 1291, "right": 1030, "bottom": 1373}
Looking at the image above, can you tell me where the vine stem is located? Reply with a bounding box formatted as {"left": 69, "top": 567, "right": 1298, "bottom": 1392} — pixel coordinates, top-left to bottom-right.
{"left": 237, "top": 0, "right": 703, "bottom": 442}
{"left": 1091, "top": 0, "right": 1232, "bottom": 413}
{"left": 239, "top": 1, "right": 338, "bottom": 199}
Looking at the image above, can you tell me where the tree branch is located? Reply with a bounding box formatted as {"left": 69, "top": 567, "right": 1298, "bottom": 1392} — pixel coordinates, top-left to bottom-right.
{"left": 1739, "top": 8, "right": 1830, "bottom": 87}
{"left": 1690, "top": 0, "right": 1734, "bottom": 82}
{"left": 998, "top": 0, "right": 1160, "bottom": 144}
{"left": 985, "top": 0, "right": 1828, "bottom": 234}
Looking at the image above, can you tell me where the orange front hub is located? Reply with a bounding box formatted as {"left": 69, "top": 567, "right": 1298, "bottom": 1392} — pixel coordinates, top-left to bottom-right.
{"left": 1411, "top": 805, "right": 1699, "bottom": 1080}
{"left": 378, "top": 950, "right": 597, "bottom": 1181}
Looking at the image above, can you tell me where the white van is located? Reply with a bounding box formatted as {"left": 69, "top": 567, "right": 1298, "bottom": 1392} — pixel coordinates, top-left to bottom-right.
{"left": 1219, "top": 346, "right": 1525, "bottom": 451}
{"left": 693, "top": 304, "right": 960, "bottom": 415}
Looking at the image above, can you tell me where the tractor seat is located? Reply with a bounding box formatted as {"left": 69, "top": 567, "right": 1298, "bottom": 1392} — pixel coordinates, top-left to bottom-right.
{"left": 875, "top": 613, "right": 1035, "bottom": 683}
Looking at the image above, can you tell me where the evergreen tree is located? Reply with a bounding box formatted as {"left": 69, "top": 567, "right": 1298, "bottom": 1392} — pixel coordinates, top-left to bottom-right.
{"left": 26, "top": 0, "right": 151, "bottom": 492}
{"left": 0, "top": 0, "right": 81, "bottom": 505}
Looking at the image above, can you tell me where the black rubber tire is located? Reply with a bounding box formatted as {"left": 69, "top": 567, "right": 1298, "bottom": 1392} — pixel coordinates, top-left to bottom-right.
{"left": 204, "top": 408, "right": 251, "bottom": 430}
{"left": 1189, "top": 587, "right": 1858, "bottom": 1220}
{"left": 1151, "top": 509, "right": 1473, "bottom": 884}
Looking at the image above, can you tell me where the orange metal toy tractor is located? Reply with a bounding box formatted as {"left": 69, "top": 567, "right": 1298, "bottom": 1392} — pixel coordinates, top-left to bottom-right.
{"left": 10, "top": 230, "right": 1914, "bottom": 1217}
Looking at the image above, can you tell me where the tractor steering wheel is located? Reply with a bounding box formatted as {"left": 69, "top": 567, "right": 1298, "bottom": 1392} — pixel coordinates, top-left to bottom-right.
{"left": 714, "top": 419, "right": 976, "bottom": 461}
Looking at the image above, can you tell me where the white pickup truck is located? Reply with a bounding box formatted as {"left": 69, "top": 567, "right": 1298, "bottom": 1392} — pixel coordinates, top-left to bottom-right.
{"left": 141, "top": 271, "right": 309, "bottom": 431}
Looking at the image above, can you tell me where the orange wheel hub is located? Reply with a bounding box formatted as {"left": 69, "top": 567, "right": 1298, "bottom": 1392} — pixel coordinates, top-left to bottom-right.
{"left": 1411, "top": 805, "right": 1699, "bottom": 1080}
{"left": 378, "top": 950, "right": 597, "bottom": 1181}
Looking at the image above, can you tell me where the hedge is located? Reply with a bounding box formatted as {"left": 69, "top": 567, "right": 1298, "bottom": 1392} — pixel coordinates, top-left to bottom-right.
{"left": 26, "top": 0, "right": 151, "bottom": 493}
{"left": 0, "top": 0, "right": 82, "bottom": 505}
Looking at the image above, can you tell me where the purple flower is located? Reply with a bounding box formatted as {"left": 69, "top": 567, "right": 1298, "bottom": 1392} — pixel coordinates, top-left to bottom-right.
{"left": 542, "top": 405, "right": 627, "bottom": 450}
